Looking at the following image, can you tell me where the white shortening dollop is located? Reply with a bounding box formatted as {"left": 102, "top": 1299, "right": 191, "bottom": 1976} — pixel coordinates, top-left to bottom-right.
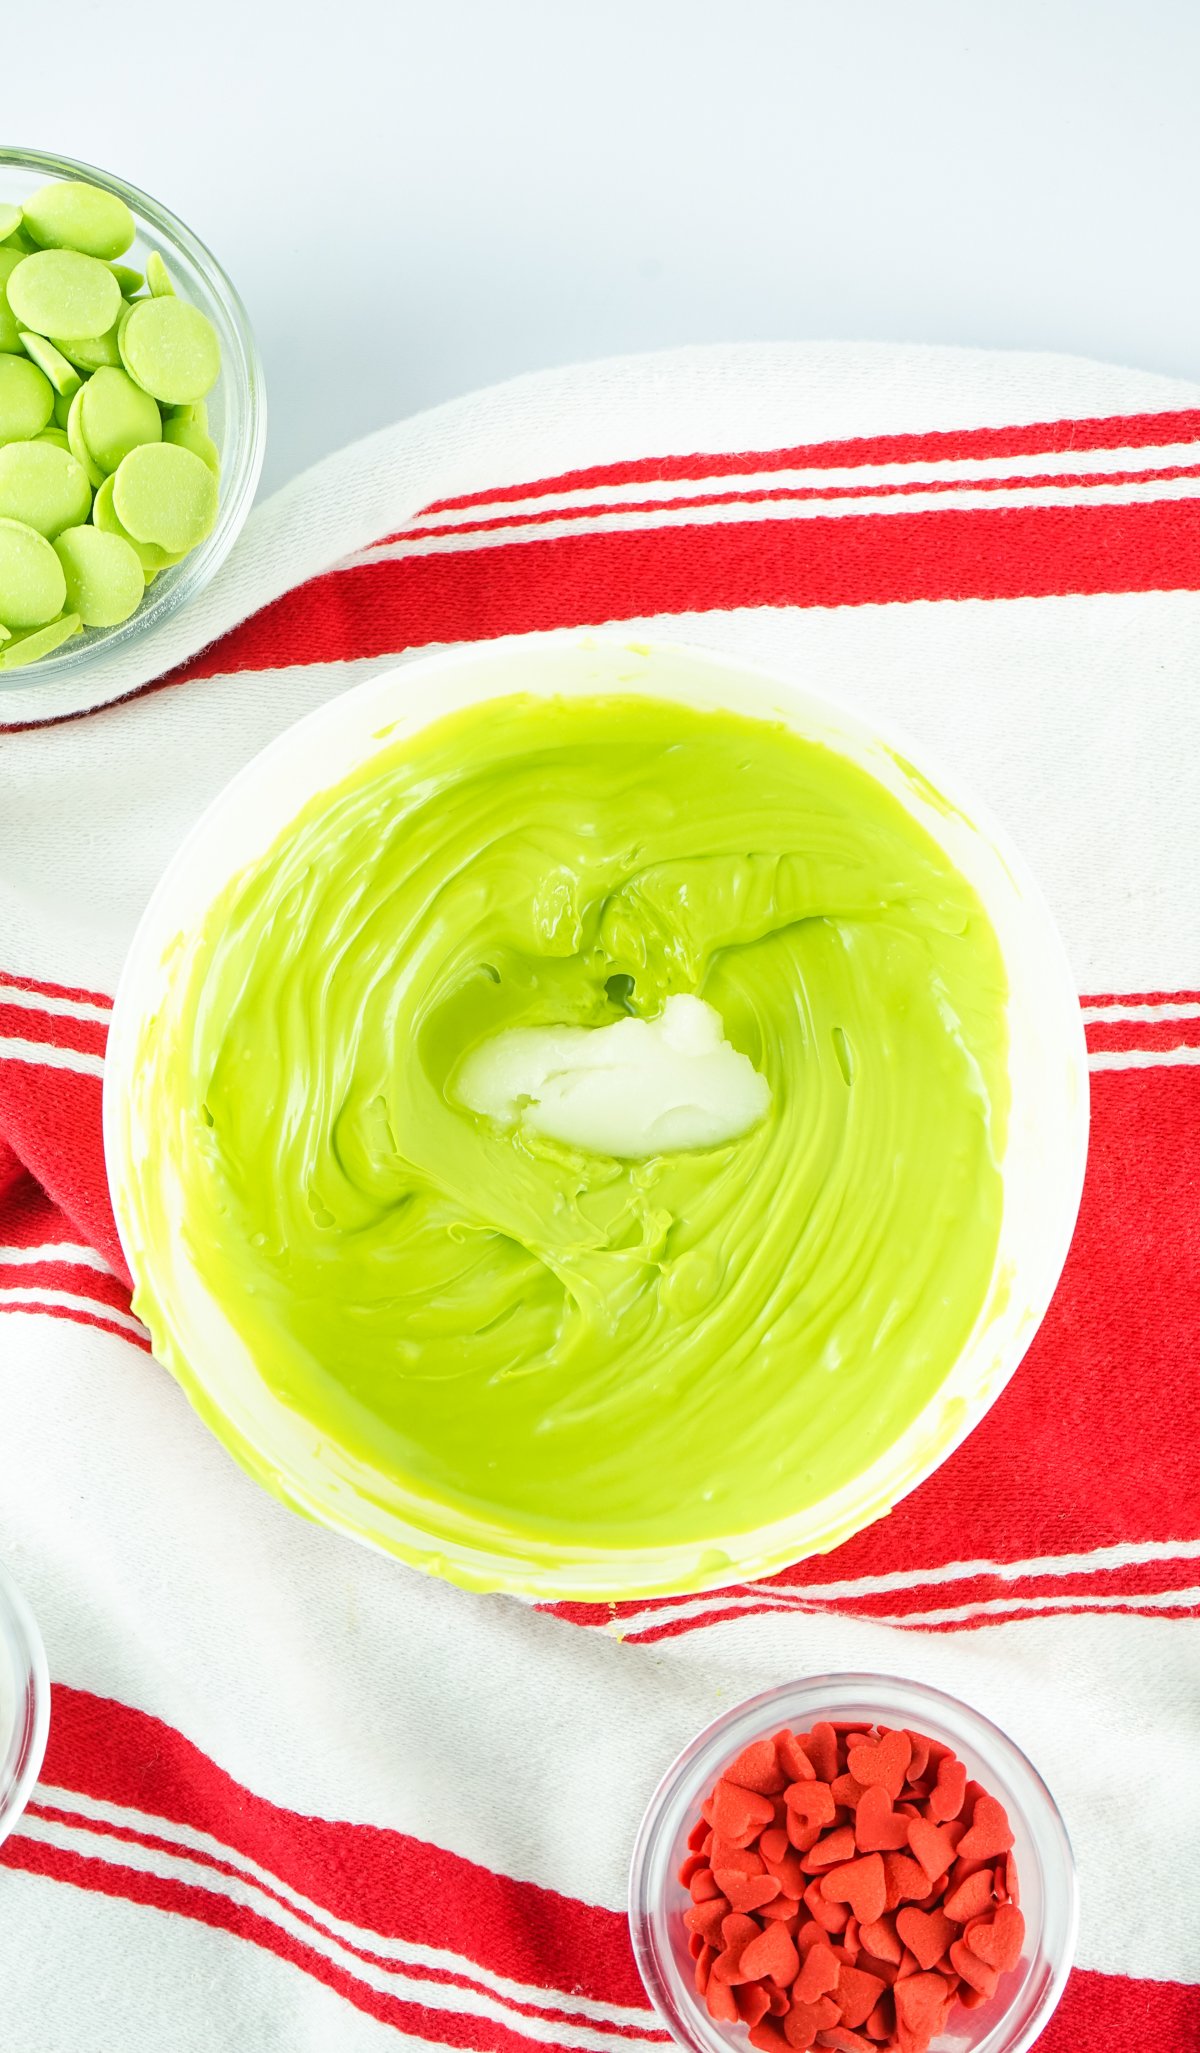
{"left": 456, "top": 994, "right": 771, "bottom": 1159}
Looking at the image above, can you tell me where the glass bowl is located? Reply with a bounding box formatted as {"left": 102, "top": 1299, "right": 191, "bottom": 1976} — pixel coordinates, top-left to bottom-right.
{"left": 0, "top": 1558, "right": 49, "bottom": 1848}
{"left": 0, "top": 144, "right": 265, "bottom": 691}
{"left": 629, "top": 1673, "right": 1077, "bottom": 2053}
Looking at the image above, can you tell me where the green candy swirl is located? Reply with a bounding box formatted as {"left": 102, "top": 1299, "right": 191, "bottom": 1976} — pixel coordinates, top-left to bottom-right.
{"left": 136, "top": 694, "right": 1009, "bottom": 1559}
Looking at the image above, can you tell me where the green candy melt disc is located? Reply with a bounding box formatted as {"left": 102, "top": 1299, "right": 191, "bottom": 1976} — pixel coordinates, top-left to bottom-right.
{"left": 93, "top": 471, "right": 182, "bottom": 574}
{"left": 2, "top": 611, "right": 82, "bottom": 666}
{"left": 145, "top": 252, "right": 175, "bottom": 298}
{"left": 0, "top": 292, "right": 22, "bottom": 356}
{"left": 53, "top": 321, "right": 124, "bottom": 373}
{"left": 66, "top": 384, "right": 105, "bottom": 487}
{"left": 162, "top": 414, "right": 219, "bottom": 472}
{"left": 0, "top": 251, "right": 25, "bottom": 352}
{"left": 0, "top": 354, "right": 54, "bottom": 445}
{"left": 0, "top": 516, "right": 68, "bottom": 628}
{"left": 53, "top": 523, "right": 145, "bottom": 626}
{"left": 7, "top": 249, "right": 123, "bottom": 343}
{"left": 79, "top": 366, "right": 162, "bottom": 474}
{"left": 21, "top": 180, "right": 135, "bottom": 262}
{"left": 113, "top": 441, "right": 218, "bottom": 553}
{"left": 0, "top": 440, "right": 92, "bottom": 537}
{"left": 18, "top": 332, "right": 82, "bottom": 399}
{"left": 119, "top": 295, "right": 220, "bottom": 405}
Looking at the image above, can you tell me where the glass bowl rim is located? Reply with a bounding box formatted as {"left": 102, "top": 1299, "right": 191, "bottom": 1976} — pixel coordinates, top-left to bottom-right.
{"left": 628, "top": 1669, "right": 1079, "bottom": 2053}
{"left": 0, "top": 1556, "right": 50, "bottom": 1849}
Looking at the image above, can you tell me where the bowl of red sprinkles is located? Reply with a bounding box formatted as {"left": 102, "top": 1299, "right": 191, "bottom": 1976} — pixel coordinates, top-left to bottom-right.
{"left": 629, "top": 1675, "right": 1077, "bottom": 2053}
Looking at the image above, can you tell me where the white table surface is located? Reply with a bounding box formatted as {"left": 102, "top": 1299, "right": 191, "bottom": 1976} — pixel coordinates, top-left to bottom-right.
{"left": 16, "top": 0, "right": 1200, "bottom": 499}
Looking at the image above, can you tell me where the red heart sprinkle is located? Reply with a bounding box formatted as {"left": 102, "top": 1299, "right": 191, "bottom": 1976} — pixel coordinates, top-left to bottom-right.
{"left": 815, "top": 2029, "right": 875, "bottom": 2051}
{"left": 736, "top": 1982, "right": 773, "bottom": 2028}
{"left": 847, "top": 1730, "right": 912, "bottom": 1800}
{"left": 804, "top": 1879, "right": 850, "bottom": 1932}
{"left": 927, "top": 1754, "right": 967, "bottom": 1822}
{"left": 904, "top": 1732, "right": 931, "bottom": 1785}
{"left": 955, "top": 1794, "right": 1015, "bottom": 1862}
{"left": 966, "top": 1904, "right": 1025, "bottom": 1972}
{"left": 803, "top": 1828, "right": 858, "bottom": 1873}
{"left": 687, "top": 1815, "right": 710, "bottom": 1852}
{"left": 794, "top": 1937, "right": 842, "bottom": 2002}
{"left": 820, "top": 1853, "right": 887, "bottom": 1925}
{"left": 883, "top": 1851, "right": 934, "bottom": 1909}
{"left": 831, "top": 1772, "right": 868, "bottom": 1809}
{"left": 678, "top": 1851, "right": 706, "bottom": 1887}
{"left": 836, "top": 1963, "right": 887, "bottom": 2027}
{"left": 689, "top": 1866, "right": 723, "bottom": 1903}
{"left": 683, "top": 1896, "right": 730, "bottom": 1942}
{"left": 864, "top": 1994, "right": 895, "bottom": 2040}
{"left": 788, "top": 1811, "right": 824, "bottom": 1854}
{"left": 717, "top": 1868, "right": 783, "bottom": 1912}
{"left": 712, "top": 1779, "right": 778, "bottom": 1848}
{"left": 948, "top": 1938, "right": 1000, "bottom": 1998}
{"left": 857, "top": 1912, "right": 902, "bottom": 1965}
{"left": 943, "top": 1868, "right": 997, "bottom": 1923}
{"left": 855, "top": 1785, "right": 912, "bottom": 1853}
{"left": 727, "top": 1737, "right": 789, "bottom": 1796}
{"left": 759, "top": 1894, "right": 802, "bottom": 1922}
{"left": 895, "top": 1906, "right": 956, "bottom": 1970}
{"left": 906, "top": 1817, "right": 959, "bottom": 1881}
{"left": 775, "top": 1728, "right": 817, "bottom": 1783}
{"left": 739, "top": 1921, "right": 801, "bottom": 1988}
{"left": 709, "top": 1830, "right": 764, "bottom": 1871}
{"left": 1004, "top": 1852, "right": 1020, "bottom": 1907}
{"left": 800, "top": 1723, "right": 842, "bottom": 1785}
{"left": 706, "top": 1975, "right": 739, "bottom": 2023}
{"left": 784, "top": 1996, "right": 842, "bottom": 2048}
{"left": 786, "top": 1781, "right": 837, "bottom": 1831}
{"left": 693, "top": 1940, "right": 715, "bottom": 1994}
{"left": 893, "top": 1969, "right": 952, "bottom": 2051}
{"left": 720, "top": 1909, "right": 761, "bottom": 1954}
{"left": 749, "top": 2022, "right": 790, "bottom": 2052}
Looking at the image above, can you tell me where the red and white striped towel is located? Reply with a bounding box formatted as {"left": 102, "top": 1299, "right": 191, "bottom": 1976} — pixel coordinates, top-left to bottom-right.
{"left": 1, "top": 343, "right": 1198, "bottom": 2052}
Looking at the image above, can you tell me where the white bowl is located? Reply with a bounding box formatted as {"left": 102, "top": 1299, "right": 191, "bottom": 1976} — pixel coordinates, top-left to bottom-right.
{"left": 104, "top": 631, "right": 1089, "bottom": 1599}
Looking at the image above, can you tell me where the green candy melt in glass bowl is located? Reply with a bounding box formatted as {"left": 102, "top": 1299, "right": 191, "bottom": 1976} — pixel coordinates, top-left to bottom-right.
{"left": 0, "top": 146, "right": 265, "bottom": 689}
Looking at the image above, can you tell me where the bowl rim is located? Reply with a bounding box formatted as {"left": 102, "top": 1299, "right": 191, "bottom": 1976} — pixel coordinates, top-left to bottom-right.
{"left": 0, "top": 142, "right": 266, "bottom": 684}
{"left": 0, "top": 1556, "right": 50, "bottom": 1851}
{"left": 102, "top": 627, "right": 1090, "bottom": 1600}
{"left": 627, "top": 1670, "right": 1079, "bottom": 2053}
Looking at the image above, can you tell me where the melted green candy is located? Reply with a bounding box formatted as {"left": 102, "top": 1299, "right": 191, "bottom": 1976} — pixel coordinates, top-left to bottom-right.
{"left": 133, "top": 696, "right": 1009, "bottom": 1563}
